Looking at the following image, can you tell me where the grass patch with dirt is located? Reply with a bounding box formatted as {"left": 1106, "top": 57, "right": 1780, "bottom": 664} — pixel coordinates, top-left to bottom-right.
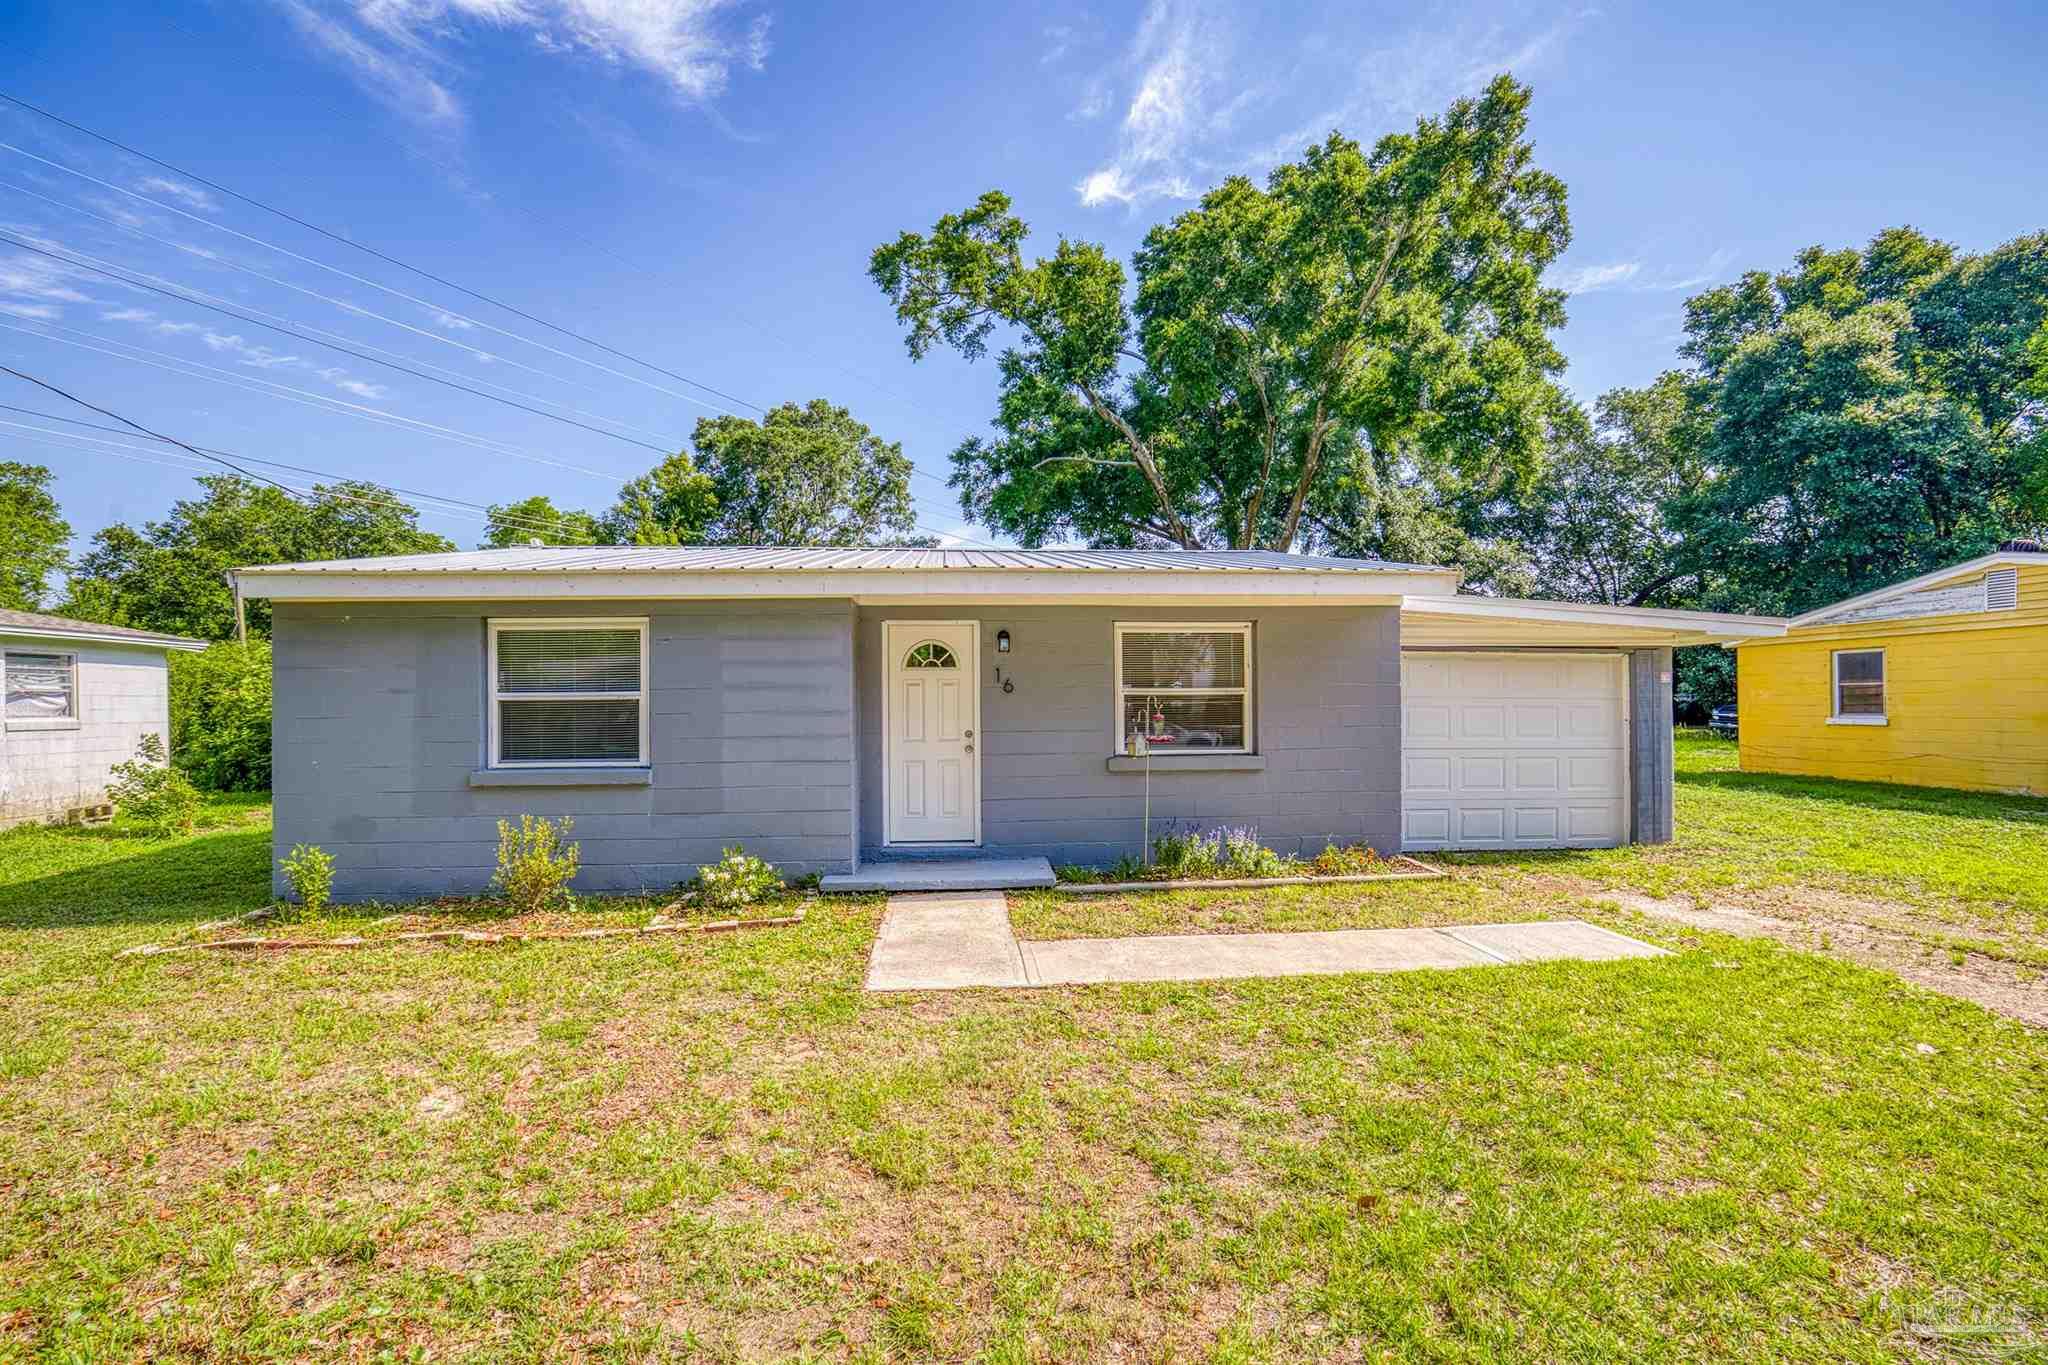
{"left": 2, "top": 757, "right": 2046, "bottom": 1360}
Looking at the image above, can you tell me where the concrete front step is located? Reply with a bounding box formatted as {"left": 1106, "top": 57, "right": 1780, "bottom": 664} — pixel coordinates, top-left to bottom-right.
{"left": 822, "top": 856, "right": 1057, "bottom": 894}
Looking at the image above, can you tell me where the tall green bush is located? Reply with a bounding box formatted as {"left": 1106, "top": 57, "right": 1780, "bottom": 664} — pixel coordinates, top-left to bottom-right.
{"left": 168, "top": 639, "right": 272, "bottom": 791}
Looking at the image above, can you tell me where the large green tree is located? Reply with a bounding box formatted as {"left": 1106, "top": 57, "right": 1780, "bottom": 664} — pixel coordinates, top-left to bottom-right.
{"left": 690, "top": 400, "right": 919, "bottom": 546}
{"left": 870, "top": 76, "right": 1572, "bottom": 552}
{"left": 1658, "top": 227, "right": 2048, "bottom": 615}
{"left": 62, "top": 476, "right": 454, "bottom": 639}
{"left": 1517, "top": 374, "right": 1710, "bottom": 607}
{"left": 495, "top": 401, "right": 921, "bottom": 548}
{"left": 0, "top": 461, "right": 70, "bottom": 610}
{"left": 481, "top": 495, "right": 600, "bottom": 548}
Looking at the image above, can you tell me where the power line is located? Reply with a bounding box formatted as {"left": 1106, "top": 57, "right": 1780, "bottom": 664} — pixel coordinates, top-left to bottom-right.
{"left": 0, "top": 125, "right": 759, "bottom": 416}
{"left": 0, "top": 178, "right": 690, "bottom": 447}
{"left": 0, "top": 318, "right": 632, "bottom": 480}
{"left": 0, "top": 408, "right": 601, "bottom": 542}
{"left": 0, "top": 229, "right": 677, "bottom": 454}
{"left": 0, "top": 101, "right": 975, "bottom": 507}
{"left": 0, "top": 92, "right": 765, "bottom": 413}
{"left": 0, "top": 363, "right": 309, "bottom": 499}
{"left": 4, "top": 317, "right": 963, "bottom": 532}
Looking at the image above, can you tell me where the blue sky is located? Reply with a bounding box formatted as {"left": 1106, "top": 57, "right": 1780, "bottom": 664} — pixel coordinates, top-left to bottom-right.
{"left": 2, "top": 0, "right": 2044, "bottom": 559}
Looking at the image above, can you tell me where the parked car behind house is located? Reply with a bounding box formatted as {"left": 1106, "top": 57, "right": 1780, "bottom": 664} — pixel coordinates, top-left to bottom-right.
{"left": 1710, "top": 704, "right": 1738, "bottom": 739}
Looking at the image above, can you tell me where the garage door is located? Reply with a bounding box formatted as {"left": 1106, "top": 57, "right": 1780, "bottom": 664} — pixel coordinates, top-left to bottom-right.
{"left": 1401, "top": 652, "right": 1628, "bottom": 850}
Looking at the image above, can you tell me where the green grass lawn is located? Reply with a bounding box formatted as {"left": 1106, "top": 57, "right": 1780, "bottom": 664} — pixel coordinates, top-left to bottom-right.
{"left": 2, "top": 752, "right": 2046, "bottom": 1361}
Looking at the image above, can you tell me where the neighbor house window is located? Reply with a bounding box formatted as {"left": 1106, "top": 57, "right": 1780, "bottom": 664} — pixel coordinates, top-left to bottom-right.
{"left": 1115, "top": 623, "right": 1252, "bottom": 753}
{"left": 488, "top": 619, "right": 648, "bottom": 766}
{"left": 1831, "top": 648, "right": 1886, "bottom": 723}
{"left": 4, "top": 651, "right": 77, "bottom": 727}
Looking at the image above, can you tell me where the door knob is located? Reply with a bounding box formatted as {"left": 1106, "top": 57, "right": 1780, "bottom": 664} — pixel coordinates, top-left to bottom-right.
{"left": 965, "top": 743, "right": 975, "bottom": 753}
{"left": 964, "top": 728, "right": 974, "bottom": 737}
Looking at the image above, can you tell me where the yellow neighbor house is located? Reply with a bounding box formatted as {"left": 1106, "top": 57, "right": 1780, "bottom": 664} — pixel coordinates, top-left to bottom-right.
{"left": 1733, "top": 545, "right": 2048, "bottom": 795}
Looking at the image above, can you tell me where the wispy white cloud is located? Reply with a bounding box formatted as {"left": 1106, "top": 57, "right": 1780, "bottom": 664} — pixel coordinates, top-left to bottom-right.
{"left": 102, "top": 306, "right": 392, "bottom": 397}
{"left": 1553, "top": 261, "right": 1640, "bottom": 294}
{"left": 0, "top": 253, "right": 92, "bottom": 311}
{"left": 743, "top": 13, "right": 771, "bottom": 71}
{"left": 1073, "top": 0, "right": 1227, "bottom": 210}
{"left": 317, "top": 366, "right": 390, "bottom": 399}
{"left": 0, "top": 301, "right": 60, "bottom": 320}
{"left": 135, "top": 176, "right": 220, "bottom": 213}
{"left": 1041, "top": 23, "right": 1076, "bottom": 66}
{"left": 276, "top": 0, "right": 773, "bottom": 129}
{"left": 278, "top": 0, "right": 464, "bottom": 127}
{"left": 1072, "top": 3, "right": 1595, "bottom": 211}
{"left": 431, "top": 309, "right": 475, "bottom": 330}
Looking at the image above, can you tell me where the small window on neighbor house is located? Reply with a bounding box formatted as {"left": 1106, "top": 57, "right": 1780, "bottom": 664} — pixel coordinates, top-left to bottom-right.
{"left": 1986, "top": 567, "right": 2019, "bottom": 611}
{"left": 488, "top": 620, "right": 648, "bottom": 766}
{"left": 4, "top": 651, "right": 76, "bottom": 724}
{"left": 1832, "top": 649, "right": 1885, "bottom": 721}
{"left": 1115, "top": 623, "right": 1252, "bottom": 752}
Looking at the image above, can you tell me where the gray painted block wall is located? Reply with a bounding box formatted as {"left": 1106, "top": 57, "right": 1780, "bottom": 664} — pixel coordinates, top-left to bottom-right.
{"left": 270, "top": 599, "right": 858, "bottom": 900}
{"left": 854, "top": 605, "right": 1404, "bottom": 866}
{"left": 1629, "top": 647, "right": 1676, "bottom": 844}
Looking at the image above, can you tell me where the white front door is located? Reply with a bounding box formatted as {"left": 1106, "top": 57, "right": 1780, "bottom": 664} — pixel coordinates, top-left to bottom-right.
{"left": 1401, "top": 652, "right": 1629, "bottom": 850}
{"left": 885, "top": 621, "right": 980, "bottom": 844}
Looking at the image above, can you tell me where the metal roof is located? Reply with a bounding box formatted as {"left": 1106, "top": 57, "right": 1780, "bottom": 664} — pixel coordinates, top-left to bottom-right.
{"left": 0, "top": 608, "right": 208, "bottom": 650}
{"left": 236, "top": 546, "right": 1448, "bottom": 575}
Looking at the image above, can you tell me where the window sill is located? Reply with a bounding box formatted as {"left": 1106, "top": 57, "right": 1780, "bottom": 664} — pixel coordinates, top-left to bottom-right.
{"left": 4, "top": 718, "right": 81, "bottom": 732}
{"left": 1826, "top": 716, "right": 1888, "bottom": 727}
{"left": 468, "top": 767, "right": 652, "bottom": 787}
{"left": 1105, "top": 753, "right": 1266, "bottom": 773}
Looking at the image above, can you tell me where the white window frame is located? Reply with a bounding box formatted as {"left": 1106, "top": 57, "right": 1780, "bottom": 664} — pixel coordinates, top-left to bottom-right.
{"left": 1828, "top": 647, "right": 1887, "bottom": 726}
{"left": 1113, "top": 621, "right": 1254, "bottom": 755}
{"left": 3, "top": 649, "right": 80, "bottom": 731}
{"left": 486, "top": 617, "right": 650, "bottom": 768}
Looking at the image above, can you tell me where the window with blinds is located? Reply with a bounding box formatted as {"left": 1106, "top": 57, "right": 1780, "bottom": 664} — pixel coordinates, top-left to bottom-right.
{"left": 1114, "top": 623, "right": 1252, "bottom": 752}
{"left": 1832, "top": 648, "right": 1885, "bottom": 720}
{"left": 4, "top": 651, "right": 76, "bottom": 723}
{"left": 488, "top": 620, "right": 647, "bottom": 765}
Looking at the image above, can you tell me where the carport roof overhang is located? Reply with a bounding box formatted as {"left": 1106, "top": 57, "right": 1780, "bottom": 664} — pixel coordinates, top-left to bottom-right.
{"left": 1398, "top": 595, "right": 1787, "bottom": 648}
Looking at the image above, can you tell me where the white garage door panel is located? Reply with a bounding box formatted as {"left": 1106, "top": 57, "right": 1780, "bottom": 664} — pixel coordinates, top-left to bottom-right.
{"left": 1401, "top": 652, "right": 1628, "bottom": 851}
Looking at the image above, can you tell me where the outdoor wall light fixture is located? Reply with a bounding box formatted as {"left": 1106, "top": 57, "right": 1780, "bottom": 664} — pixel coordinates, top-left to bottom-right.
{"left": 996, "top": 629, "right": 1011, "bottom": 653}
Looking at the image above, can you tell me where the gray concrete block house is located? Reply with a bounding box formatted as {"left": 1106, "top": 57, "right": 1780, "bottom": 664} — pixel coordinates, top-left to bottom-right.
{"left": 231, "top": 548, "right": 1785, "bottom": 899}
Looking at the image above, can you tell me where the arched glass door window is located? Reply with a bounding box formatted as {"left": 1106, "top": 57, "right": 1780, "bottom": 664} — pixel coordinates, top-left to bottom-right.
{"left": 903, "top": 640, "right": 958, "bottom": 669}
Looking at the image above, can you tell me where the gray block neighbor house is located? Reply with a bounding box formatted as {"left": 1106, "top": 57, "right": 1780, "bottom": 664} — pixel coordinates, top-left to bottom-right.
{"left": 232, "top": 548, "right": 1786, "bottom": 900}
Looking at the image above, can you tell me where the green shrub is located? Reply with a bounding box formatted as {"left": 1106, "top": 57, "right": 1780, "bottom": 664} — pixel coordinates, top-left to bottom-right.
{"left": 695, "top": 846, "right": 782, "bottom": 909}
{"left": 1218, "top": 827, "right": 1288, "bottom": 877}
{"left": 169, "top": 640, "right": 272, "bottom": 791}
{"left": 1150, "top": 825, "right": 1219, "bottom": 878}
{"left": 105, "top": 734, "right": 201, "bottom": 838}
{"left": 279, "top": 843, "right": 335, "bottom": 916}
{"left": 492, "top": 815, "right": 580, "bottom": 915}
{"left": 1309, "top": 843, "right": 1393, "bottom": 876}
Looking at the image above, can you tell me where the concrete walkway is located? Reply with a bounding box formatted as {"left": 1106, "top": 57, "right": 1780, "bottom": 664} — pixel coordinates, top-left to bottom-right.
{"left": 864, "top": 891, "right": 1666, "bottom": 991}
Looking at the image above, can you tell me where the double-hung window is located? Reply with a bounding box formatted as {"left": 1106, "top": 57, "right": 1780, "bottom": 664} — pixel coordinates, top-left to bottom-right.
{"left": 4, "top": 651, "right": 78, "bottom": 728}
{"left": 1830, "top": 648, "right": 1886, "bottom": 723}
{"left": 1115, "top": 623, "right": 1252, "bottom": 753}
{"left": 488, "top": 619, "right": 649, "bottom": 767}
